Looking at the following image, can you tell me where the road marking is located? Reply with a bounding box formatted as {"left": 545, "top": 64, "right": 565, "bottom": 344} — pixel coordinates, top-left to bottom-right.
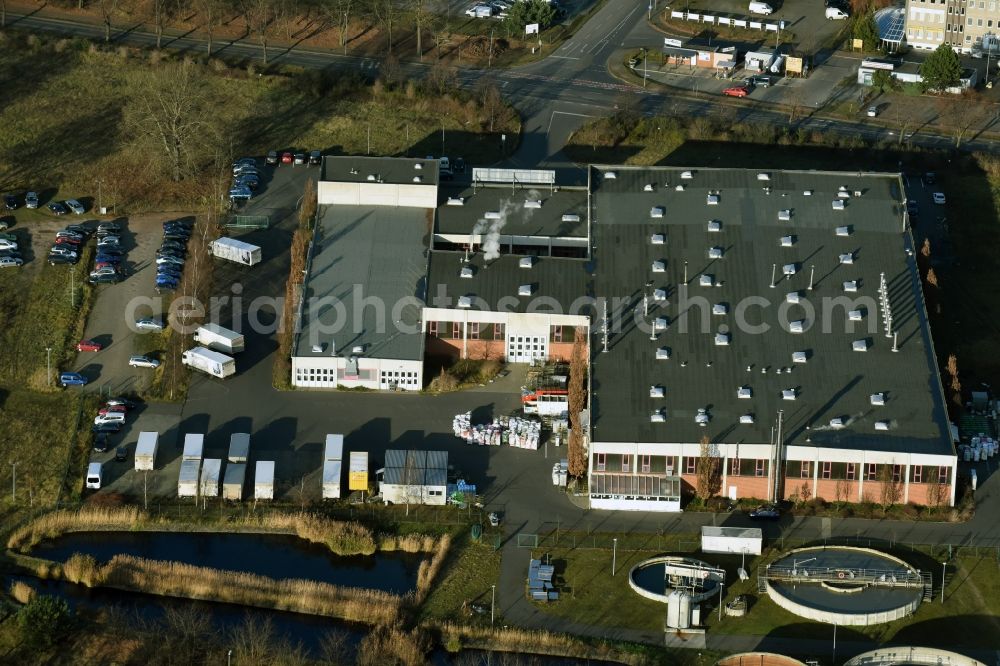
{"left": 549, "top": 55, "right": 581, "bottom": 60}
{"left": 546, "top": 110, "right": 594, "bottom": 135}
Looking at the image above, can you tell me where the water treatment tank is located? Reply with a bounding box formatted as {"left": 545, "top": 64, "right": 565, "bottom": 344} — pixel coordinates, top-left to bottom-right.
{"left": 665, "top": 590, "right": 693, "bottom": 629}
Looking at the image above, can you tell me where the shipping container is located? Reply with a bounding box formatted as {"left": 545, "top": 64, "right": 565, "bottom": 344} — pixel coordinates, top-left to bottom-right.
{"left": 254, "top": 461, "right": 275, "bottom": 500}
{"left": 223, "top": 463, "right": 246, "bottom": 500}
{"left": 348, "top": 451, "right": 369, "bottom": 491}
{"left": 322, "top": 460, "right": 342, "bottom": 499}
{"left": 228, "top": 433, "right": 250, "bottom": 463}
{"left": 194, "top": 323, "right": 246, "bottom": 354}
{"left": 182, "top": 434, "right": 204, "bottom": 461}
{"left": 134, "top": 431, "right": 159, "bottom": 471}
{"left": 178, "top": 460, "right": 201, "bottom": 497}
{"left": 325, "top": 434, "right": 344, "bottom": 461}
{"left": 200, "top": 458, "right": 222, "bottom": 497}
{"left": 211, "top": 237, "right": 262, "bottom": 266}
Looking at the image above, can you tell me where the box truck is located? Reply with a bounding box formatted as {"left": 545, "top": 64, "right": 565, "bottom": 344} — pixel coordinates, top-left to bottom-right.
{"left": 182, "top": 347, "right": 236, "bottom": 379}
{"left": 228, "top": 433, "right": 250, "bottom": 463}
{"left": 211, "top": 237, "right": 262, "bottom": 266}
{"left": 182, "top": 434, "right": 204, "bottom": 461}
{"left": 178, "top": 460, "right": 201, "bottom": 497}
{"left": 200, "top": 458, "right": 222, "bottom": 497}
{"left": 134, "top": 431, "right": 159, "bottom": 471}
{"left": 255, "top": 461, "right": 274, "bottom": 500}
{"left": 325, "top": 434, "right": 344, "bottom": 462}
{"left": 322, "top": 460, "right": 342, "bottom": 499}
{"left": 194, "top": 323, "right": 245, "bottom": 354}
{"left": 348, "top": 451, "right": 369, "bottom": 492}
{"left": 223, "top": 463, "right": 246, "bottom": 500}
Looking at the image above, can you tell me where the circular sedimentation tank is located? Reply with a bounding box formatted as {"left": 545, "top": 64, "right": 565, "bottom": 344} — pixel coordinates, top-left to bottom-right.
{"left": 628, "top": 555, "right": 721, "bottom": 603}
{"left": 717, "top": 654, "right": 808, "bottom": 666}
{"left": 764, "top": 546, "right": 925, "bottom": 625}
{"left": 845, "top": 647, "right": 987, "bottom": 666}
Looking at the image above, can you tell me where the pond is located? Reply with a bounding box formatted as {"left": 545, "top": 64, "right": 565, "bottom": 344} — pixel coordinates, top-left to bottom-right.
{"left": 32, "top": 532, "right": 422, "bottom": 593}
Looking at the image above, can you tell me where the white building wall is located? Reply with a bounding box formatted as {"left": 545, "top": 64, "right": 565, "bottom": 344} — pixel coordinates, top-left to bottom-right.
{"left": 317, "top": 181, "right": 437, "bottom": 208}
{"left": 381, "top": 483, "right": 448, "bottom": 505}
{"left": 292, "top": 356, "right": 423, "bottom": 391}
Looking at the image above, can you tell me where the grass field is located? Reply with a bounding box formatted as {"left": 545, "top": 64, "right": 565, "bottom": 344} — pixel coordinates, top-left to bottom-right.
{"left": 419, "top": 532, "right": 502, "bottom": 622}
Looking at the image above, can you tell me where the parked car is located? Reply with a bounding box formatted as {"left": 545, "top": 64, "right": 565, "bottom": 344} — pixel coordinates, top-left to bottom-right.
{"left": 99, "top": 405, "right": 127, "bottom": 415}
{"left": 454, "top": 157, "right": 466, "bottom": 173}
{"left": 88, "top": 273, "right": 120, "bottom": 284}
{"left": 867, "top": 105, "right": 878, "bottom": 117}
{"left": 94, "top": 413, "right": 126, "bottom": 425}
{"left": 49, "top": 254, "right": 77, "bottom": 266}
{"left": 906, "top": 200, "right": 919, "bottom": 215}
{"left": 723, "top": 85, "right": 751, "bottom": 98}
{"left": 748, "top": 75, "right": 771, "bottom": 88}
{"left": 49, "top": 246, "right": 76, "bottom": 257}
{"left": 48, "top": 202, "right": 68, "bottom": 215}
{"left": 0, "top": 217, "right": 11, "bottom": 231}
{"left": 309, "top": 150, "right": 322, "bottom": 166}
{"left": 0, "top": 239, "right": 18, "bottom": 251}
{"left": 933, "top": 192, "right": 946, "bottom": 205}
{"left": 229, "top": 186, "right": 253, "bottom": 200}
{"left": 129, "top": 355, "right": 161, "bottom": 369}
{"left": 3, "top": 194, "right": 18, "bottom": 210}
{"left": 65, "top": 224, "right": 89, "bottom": 235}
{"left": 55, "top": 237, "right": 81, "bottom": 246}
{"left": 115, "top": 445, "right": 129, "bottom": 462}
{"left": 95, "top": 247, "right": 124, "bottom": 257}
{"left": 56, "top": 230, "right": 84, "bottom": 240}
{"left": 91, "top": 421, "right": 122, "bottom": 433}
{"left": 106, "top": 398, "right": 137, "bottom": 409}
{"left": 925, "top": 171, "right": 937, "bottom": 185}
{"left": 748, "top": 504, "right": 781, "bottom": 520}
{"left": 97, "top": 222, "right": 121, "bottom": 233}
{"left": 93, "top": 432, "right": 112, "bottom": 453}
{"left": 281, "top": 151, "right": 293, "bottom": 165}
{"left": 292, "top": 152, "right": 306, "bottom": 166}
{"left": 0, "top": 257, "right": 23, "bottom": 268}
{"left": 156, "top": 255, "right": 185, "bottom": 266}
{"left": 77, "top": 339, "right": 103, "bottom": 352}
{"left": 236, "top": 174, "right": 260, "bottom": 191}
{"left": 232, "top": 158, "right": 256, "bottom": 175}
{"left": 135, "top": 318, "right": 164, "bottom": 331}
{"left": 266, "top": 150, "right": 279, "bottom": 165}
{"left": 59, "top": 372, "right": 89, "bottom": 387}
{"left": 66, "top": 199, "right": 86, "bottom": 214}
{"left": 96, "top": 255, "right": 123, "bottom": 265}
{"left": 160, "top": 240, "right": 186, "bottom": 251}
{"left": 25, "top": 192, "right": 39, "bottom": 209}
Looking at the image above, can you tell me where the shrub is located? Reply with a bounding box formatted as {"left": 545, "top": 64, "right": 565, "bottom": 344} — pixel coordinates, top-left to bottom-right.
{"left": 16, "top": 595, "right": 71, "bottom": 648}
{"left": 10, "top": 580, "right": 35, "bottom": 604}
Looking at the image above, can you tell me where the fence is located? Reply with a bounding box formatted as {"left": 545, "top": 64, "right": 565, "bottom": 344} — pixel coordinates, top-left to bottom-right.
{"left": 226, "top": 214, "right": 270, "bottom": 229}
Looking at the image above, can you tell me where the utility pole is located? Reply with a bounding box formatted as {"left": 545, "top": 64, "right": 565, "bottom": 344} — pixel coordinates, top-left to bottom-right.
{"left": 941, "top": 561, "right": 946, "bottom": 603}
{"left": 367, "top": 123, "right": 371, "bottom": 155}
{"left": 95, "top": 178, "right": 104, "bottom": 214}
{"left": 488, "top": 28, "right": 495, "bottom": 68}
{"left": 643, "top": 48, "right": 648, "bottom": 88}
{"left": 612, "top": 537, "right": 618, "bottom": 575}
{"left": 45, "top": 346, "right": 52, "bottom": 387}
{"left": 491, "top": 584, "right": 496, "bottom": 624}
{"left": 10, "top": 462, "right": 18, "bottom": 503}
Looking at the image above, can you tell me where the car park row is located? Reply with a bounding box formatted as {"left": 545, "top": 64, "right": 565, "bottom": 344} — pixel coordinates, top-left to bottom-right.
{"left": 155, "top": 218, "right": 192, "bottom": 294}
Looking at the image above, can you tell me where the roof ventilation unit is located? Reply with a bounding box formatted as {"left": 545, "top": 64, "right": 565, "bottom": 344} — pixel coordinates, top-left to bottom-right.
{"left": 706, "top": 193, "right": 720, "bottom": 205}
{"left": 653, "top": 288, "right": 668, "bottom": 301}
{"left": 459, "top": 266, "right": 474, "bottom": 279}
{"left": 783, "top": 263, "right": 798, "bottom": 276}
{"left": 675, "top": 184, "right": 686, "bottom": 191}
{"left": 874, "top": 420, "right": 890, "bottom": 431}
{"left": 837, "top": 186, "right": 851, "bottom": 198}
{"left": 832, "top": 199, "right": 846, "bottom": 210}
{"left": 803, "top": 189, "right": 813, "bottom": 196}
{"left": 650, "top": 409, "right": 666, "bottom": 423}
{"left": 712, "top": 303, "right": 728, "bottom": 316}
{"left": 655, "top": 347, "right": 671, "bottom": 360}
{"left": 311, "top": 344, "right": 324, "bottom": 353}
{"left": 695, "top": 408, "right": 710, "bottom": 426}
{"left": 457, "top": 296, "right": 473, "bottom": 308}
{"left": 654, "top": 316, "right": 669, "bottom": 331}
{"left": 561, "top": 213, "right": 580, "bottom": 222}
{"left": 782, "top": 388, "right": 797, "bottom": 401}
{"left": 699, "top": 274, "right": 714, "bottom": 287}
{"left": 650, "top": 206, "right": 665, "bottom": 218}
{"left": 524, "top": 199, "right": 542, "bottom": 209}
{"left": 484, "top": 211, "right": 502, "bottom": 220}
{"left": 650, "top": 385, "right": 666, "bottom": 398}
{"left": 852, "top": 339, "right": 870, "bottom": 352}
{"left": 870, "top": 392, "right": 886, "bottom": 406}
{"left": 839, "top": 252, "right": 854, "bottom": 264}
{"left": 789, "top": 320, "right": 806, "bottom": 333}
{"left": 708, "top": 246, "right": 724, "bottom": 259}
{"left": 681, "top": 171, "right": 694, "bottom": 180}
{"left": 519, "top": 256, "right": 534, "bottom": 269}
{"left": 843, "top": 280, "right": 859, "bottom": 292}
{"left": 604, "top": 171, "right": 617, "bottom": 179}
{"left": 650, "top": 233, "right": 666, "bottom": 245}
{"left": 829, "top": 417, "right": 846, "bottom": 429}
{"left": 707, "top": 220, "right": 722, "bottom": 232}
{"left": 446, "top": 197, "right": 465, "bottom": 206}
{"left": 366, "top": 174, "right": 377, "bottom": 181}
{"left": 518, "top": 284, "right": 533, "bottom": 296}
{"left": 412, "top": 176, "right": 423, "bottom": 183}
{"left": 737, "top": 386, "right": 752, "bottom": 399}
{"left": 740, "top": 414, "right": 755, "bottom": 424}
{"left": 792, "top": 351, "right": 808, "bottom": 363}
{"left": 786, "top": 291, "right": 802, "bottom": 304}
{"left": 848, "top": 309, "right": 864, "bottom": 321}
{"left": 715, "top": 332, "right": 731, "bottom": 346}
{"left": 652, "top": 260, "right": 666, "bottom": 273}
{"left": 643, "top": 183, "right": 655, "bottom": 192}
{"left": 835, "top": 225, "right": 852, "bottom": 237}
{"left": 757, "top": 173, "right": 771, "bottom": 181}
{"left": 413, "top": 163, "right": 423, "bottom": 170}
{"left": 778, "top": 209, "right": 792, "bottom": 221}
{"left": 780, "top": 235, "right": 795, "bottom": 247}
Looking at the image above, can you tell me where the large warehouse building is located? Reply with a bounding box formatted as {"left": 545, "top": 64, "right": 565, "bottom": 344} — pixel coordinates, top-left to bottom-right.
{"left": 293, "top": 158, "right": 956, "bottom": 509}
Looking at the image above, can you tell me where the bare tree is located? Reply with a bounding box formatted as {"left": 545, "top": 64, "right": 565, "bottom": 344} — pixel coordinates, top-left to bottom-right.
{"left": 695, "top": 435, "right": 721, "bottom": 501}
{"left": 96, "top": 0, "right": 120, "bottom": 42}
{"left": 426, "top": 60, "right": 457, "bottom": 96}
{"left": 368, "top": 0, "right": 400, "bottom": 55}
{"left": 318, "top": 0, "right": 356, "bottom": 54}
{"left": 194, "top": 0, "right": 224, "bottom": 55}
{"left": 241, "top": 0, "right": 278, "bottom": 64}
{"left": 476, "top": 78, "right": 504, "bottom": 132}
{"left": 878, "top": 464, "right": 901, "bottom": 510}
{"left": 567, "top": 326, "right": 587, "bottom": 478}
{"left": 409, "top": 0, "right": 432, "bottom": 60}
{"left": 150, "top": 0, "right": 176, "bottom": 48}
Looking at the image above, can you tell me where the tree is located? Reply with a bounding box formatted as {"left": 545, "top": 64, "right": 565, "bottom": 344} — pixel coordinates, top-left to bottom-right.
{"left": 17, "top": 595, "right": 70, "bottom": 648}
{"left": 409, "top": 0, "right": 433, "bottom": 60}
{"left": 369, "top": 0, "right": 401, "bottom": 55}
{"left": 567, "top": 326, "right": 587, "bottom": 478}
{"left": 695, "top": 435, "right": 721, "bottom": 501}
{"left": 921, "top": 44, "right": 962, "bottom": 91}
{"left": 946, "top": 353, "right": 962, "bottom": 407}
{"left": 476, "top": 78, "right": 505, "bottom": 132}
{"left": 150, "top": 0, "right": 176, "bottom": 49}
{"left": 878, "top": 464, "right": 901, "bottom": 510}
{"left": 851, "top": 10, "right": 879, "bottom": 52}
{"left": 926, "top": 266, "right": 939, "bottom": 288}
{"left": 921, "top": 237, "right": 931, "bottom": 258}
{"left": 194, "top": 0, "right": 225, "bottom": 56}
{"left": 241, "top": 0, "right": 278, "bottom": 64}
{"left": 505, "top": 0, "right": 556, "bottom": 34}
{"left": 318, "top": 0, "right": 356, "bottom": 54}
{"left": 96, "top": 0, "right": 120, "bottom": 42}
{"left": 426, "top": 60, "right": 457, "bottom": 97}
{"left": 870, "top": 69, "right": 896, "bottom": 93}
{"left": 299, "top": 178, "right": 317, "bottom": 229}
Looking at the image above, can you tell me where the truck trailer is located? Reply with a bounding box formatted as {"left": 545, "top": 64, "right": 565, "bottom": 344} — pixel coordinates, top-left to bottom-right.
{"left": 228, "top": 433, "right": 250, "bottom": 463}
{"left": 211, "top": 237, "right": 262, "bottom": 266}
{"left": 255, "top": 461, "right": 275, "bottom": 500}
{"left": 200, "top": 459, "right": 222, "bottom": 497}
{"left": 348, "top": 451, "right": 369, "bottom": 492}
{"left": 182, "top": 347, "right": 236, "bottom": 379}
{"left": 223, "top": 463, "right": 246, "bottom": 500}
{"left": 134, "top": 431, "right": 159, "bottom": 471}
{"left": 178, "top": 460, "right": 201, "bottom": 497}
{"left": 325, "top": 434, "right": 344, "bottom": 462}
{"left": 322, "top": 460, "right": 342, "bottom": 499}
{"left": 194, "top": 323, "right": 246, "bottom": 354}
{"left": 182, "top": 434, "right": 204, "bottom": 461}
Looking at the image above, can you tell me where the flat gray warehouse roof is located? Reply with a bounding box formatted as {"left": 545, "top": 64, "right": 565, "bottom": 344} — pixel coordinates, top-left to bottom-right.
{"left": 321, "top": 155, "right": 440, "bottom": 186}
{"left": 295, "top": 205, "right": 429, "bottom": 360}
{"left": 436, "top": 185, "right": 588, "bottom": 238}
{"left": 588, "top": 166, "right": 951, "bottom": 456}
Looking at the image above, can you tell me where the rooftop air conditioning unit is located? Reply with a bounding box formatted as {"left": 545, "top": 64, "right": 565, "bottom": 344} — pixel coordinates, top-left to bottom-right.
{"left": 870, "top": 392, "right": 886, "bottom": 406}
{"left": 675, "top": 184, "right": 686, "bottom": 191}
{"left": 737, "top": 386, "right": 752, "bottom": 399}
{"left": 829, "top": 417, "right": 846, "bottom": 429}
{"left": 414, "top": 162, "right": 422, "bottom": 170}
{"left": 792, "top": 351, "right": 808, "bottom": 363}
{"left": 650, "top": 409, "right": 666, "bottom": 423}
{"left": 837, "top": 187, "right": 851, "bottom": 198}
{"left": 843, "top": 280, "right": 859, "bottom": 292}
{"left": 654, "top": 317, "right": 669, "bottom": 331}
{"left": 681, "top": 171, "right": 694, "bottom": 180}
{"left": 852, "top": 339, "right": 869, "bottom": 352}
{"left": 457, "top": 296, "right": 473, "bottom": 308}
{"left": 352, "top": 345, "right": 364, "bottom": 354}
{"left": 652, "top": 260, "right": 666, "bottom": 273}
{"left": 789, "top": 320, "right": 806, "bottom": 333}
{"left": 412, "top": 176, "right": 423, "bottom": 183}
{"left": 875, "top": 421, "right": 890, "bottom": 431}
{"left": 707, "top": 220, "right": 721, "bottom": 232}
{"left": 485, "top": 211, "right": 502, "bottom": 220}
{"left": 695, "top": 408, "right": 710, "bottom": 426}
{"left": 366, "top": 174, "right": 376, "bottom": 181}
{"left": 780, "top": 235, "right": 795, "bottom": 247}
{"left": 650, "top": 206, "right": 665, "bottom": 218}
{"left": 715, "top": 332, "right": 731, "bottom": 346}
{"left": 783, "top": 263, "right": 798, "bottom": 276}
{"left": 653, "top": 288, "right": 667, "bottom": 301}
{"left": 839, "top": 253, "right": 854, "bottom": 264}
{"left": 706, "top": 194, "right": 720, "bottom": 205}
{"left": 803, "top": 189, "right": 813, "bottom": 196}
{"left": 786, "top": 291, "right": 802, "bottom": 304}
{"left": 446, "top": 197, "right": 465, "bottom": 206}
{"left": 712, "top": 303, "right": 728, "bottom": 315}
{"left": 740, "top": 414, "right": 755, "bottom": 424}
{"left": 782, "top": 388, "right": 797, "bottom": 401}
{"left": 835, "top": 225, "right": 851, "bottom": 236}
{"left": 562, "top": 213, "right": 580, "bottom": 222}
{"left": 311, "top": 344, "right": 324, "bottom": 353}
{"left": 778, "top": 209, "right": 791, "bottom": 221}
{"left": 518, "top": 284, "right": 533, "bottom": 296}
{"left": 832, "top": 199, "right": 846, "bottom": 210}
{"left": 708, "top": 246, "right": 723, "bottom": 259}
{"left": 650, "top": 385, "right": 666, "bottom": 398}
{"left": 848, "top": 309, "right": 863, "bottom": 321}
{"left": 524, "top": 200, "right": 542, "bottom": 209}
{"left": 699, "top": 274, "right": 714, "bottom": 287}
{"left": 651, "top": 233, "right": 666, "bottom": 245}
{"left": 604, "top": 171, "right": 617, "bottom": 179}
{"left": 656, "top": 347, "right": 671, "bottom": 360}
{"left": 643, "top": 183, "right": 655, "bottom": 192}
{"left": 460, "top": 266, "right": 474, "bottom": 279}
{"left": 519, "top": 256, "right": 534, "bottom": 269}
{"left": 757, "top": 173, "right": 771, "bottom": 181}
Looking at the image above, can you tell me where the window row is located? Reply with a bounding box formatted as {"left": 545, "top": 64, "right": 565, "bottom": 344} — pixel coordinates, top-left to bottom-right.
{"left": 426, "top": 322, "right": 573, "bottom": 342}
{"left": 784, "top": 461, "right": 950, "bottom": 483}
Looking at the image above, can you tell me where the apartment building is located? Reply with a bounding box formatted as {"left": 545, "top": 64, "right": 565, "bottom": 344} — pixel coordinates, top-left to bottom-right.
{"left": 906, "top": 0, "right": 1000, "bottom": 53}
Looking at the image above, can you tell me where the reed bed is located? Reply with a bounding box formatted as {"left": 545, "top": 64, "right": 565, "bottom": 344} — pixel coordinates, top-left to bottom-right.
{"left": 356, "top": 624, "right": 431, "bottom": 666}
{"left": 378, "top": 533, "right": 439, "bottom": 553}
{"left": 9, "top": 580, "right": 35, "bottom": 604}
{"left": 7, "top": 507, "right": 145, "bottom": 552}
{"left": 414, "top": 534, "right": 452, "bottom": 604}
{"left": 435, "top": 623, "right": 645, "bottom": 665}
{"left": 239, "top": 512, "right": 378, "bottom": 556}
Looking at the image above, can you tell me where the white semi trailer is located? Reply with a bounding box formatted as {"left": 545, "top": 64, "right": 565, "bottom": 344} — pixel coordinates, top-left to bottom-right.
{"left": 211, "top": 237, "right": 262, "bottom": 266}
{"left": 182, "top": 347, "right": 236, "bottom": 378}
{"left": 194, "top": 323, "right": 245, "bottom": 354}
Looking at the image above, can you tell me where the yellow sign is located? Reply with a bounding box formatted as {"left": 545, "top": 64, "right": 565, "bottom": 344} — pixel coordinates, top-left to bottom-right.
{"left": 853, "top": 38, "right": 863, "bottom": 50}
{"left": 786, "top": 56, "right": 803, "bottom": 75}
{"left": 349, "top": 471, "right": 368, "bottom": 491}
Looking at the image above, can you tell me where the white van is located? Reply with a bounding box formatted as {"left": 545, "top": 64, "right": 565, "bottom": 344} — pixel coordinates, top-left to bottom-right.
{"left": 749, "top": 1, "right": 773, "bottom": 14}
{"left": 825, "top": 7, "right": 849, "bottom": 19}
{"left": 85, "top": 462, "right": 103, "bottom": 490}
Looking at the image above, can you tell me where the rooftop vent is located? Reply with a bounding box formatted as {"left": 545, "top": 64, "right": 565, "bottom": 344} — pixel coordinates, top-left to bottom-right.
{"left": 712, "top": 303, "right": 728, "bottom": 316}
{"left": 803, "top": 189, "right": 813, "bottom": 196}
{"left": 457, "top": 296, "right": 473, "bottom": 309}
{"left": 352, "top": 345, "right": 364, "bottom": 355}
{"left": 837, "top": 186, "right": 851, "bottom": 198}
{"left": 651, "top": 260, "right": 667, "bottom": 273}
{"left": 650, "top": 409, "right": 666, "bottom": 423}
{"left": 839, "top": 252, "right": 854, "bottom": 264}
{"left": 786, "top": 291, "right": 802, "bottom": 304}
{"left": 782, "top": 263, "right": 798, "bottom": 276}
{"left": 643, "top": 183, "right": 655, "bottom": 192}
{"left": 780, "top": 235, "right": 796, "bottom": 247}
{"left": 650, "top": 233, "right": 666, "bottom": 245}
{"left": 708, "top": 246, "right": 724, "bottom": 259}
{"left": 519, "top": 256, "right": 534, "bottom": 269}
{"left": 446, "top": 197, "right": 465, "bottom": 206}
{"left": 484, "top": 211, "right": 502, "bottom": 220}
{"left": 518, "top": 284, "right": 533, "bottom": 296}
{"left": 740, "top": 414, "right": 755, "bottom": 424}
{"left": 414, "top": 163, "right": 423, "bottom": 170}
{"left": 707, "top": 220, "right": 722, "bottom": 232}
{"left": 459, "top": 266, "right": 474, "bottom": 279}
{"left": 843, "top": 280, "right": 859, "bottom": 292}
{"left": 870, "top": 392, "right": 886, "bottom": 406}
{"left": 653, "top": 288, "right": 667, "bottom": 301}
{"left": 656, "top": 347, "right": 671, "bottom": 360}
{"left": 650, "top": 206, "right": 665, "bottom": 218}
{"left": 853, "top": 190, "right": 863, "bottom": 198}
{"left": 706, "top": 194, "right": 720, "bottom": 205}
{"left": 829, "top": 417, "right": 846, "bottom": 429}
{"left": 699, "top": 274, "right": 714, "bottom": 287}
{"left": 792, "top": 351, "right": 808, "bottom": 363}
{"left": 789, "top": 319, "right": 806, "bottom": 333}
{"left": 604, "top": 171, "right": 617, "bottom": 179}
{"left": 681, "top": 171, "right": 694, "bottom": 180}
{"left": 715, "top": 332, "right": 731, "bottom": 346}
{"left": 650, "top": 385, "right": 666, "bottom": 399}
{"left": 524, "top": 199, "right": 542, "bottom": 209}
{"left": 835, "top": 225, "right": 852, "bottom": 237}
{"left": 412, "top": 175, "right": 423, "bottom": 183}
{"left": 561, "top": 213, "right": 580, "bottom": 222}
{"left": 848, "top": 309, "right": 864, "bottom": 321}
{"left": 737, "top": 386, "right": 752, "bottom": 399}
{"left": 875, "top": 420, "right": 890, "bottom": 431}
{"left": 778, "top": 209, "right": 791, "bottom": 221}
{"left": 311, "top": 344, "right": 324, "bottom": 353}
{"left": 695, "top": 408, "right": 710, "bottom": 426}
{"left": 675, "top": 184, "right": 686, "bottom": 192}
{"left": 832, "top": 199, "right": 846, "bottom": 210}
{"left": 852, "top": 339, "right": 870, "bottom": 352}
{"left": 757, "top": 173, "right": 771, "bottom": 181}
{"left": 782, "top": 388, "right": 798, "bottom": 401}
{"left": 366, "top": 174, "right": 377, "bottom": 181}
{"left": 654, "top": 317, "right": 669, "bottom": 331}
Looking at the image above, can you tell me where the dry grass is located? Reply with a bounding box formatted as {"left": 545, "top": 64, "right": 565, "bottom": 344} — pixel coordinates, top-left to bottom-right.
{"left": 7, "top": 507, "right": 144, "bottom": 552}
{"left": 8, "top": 580, "right": 34, "bottom": 604}
{"left": 414, "top": 534, "right": 452, "bottom": 605}
{"left": 356, "top": 624, "right": 432, "bottom": 666}
{"left": 249, "top": 512, "right": 378, "bottom": 556}
{"left": 378, "top": 533, "right": 439, "bottom": 553}
{"left": 434, "top": 623, "right": 645, "bottom": 664}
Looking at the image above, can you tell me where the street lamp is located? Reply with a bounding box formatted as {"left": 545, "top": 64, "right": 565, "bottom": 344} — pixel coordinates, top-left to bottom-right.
{"left": 227, "top": 649, "right": 233, "bottom": 666}
{"left": 491, "top": 584, "right": 496, "bottom": 625}
{"left": 10, "top": 461, "right": 18, "bottom": 503}
{"left": 45, "top": 346, "right": 52, "bottom": 387}
{"left": 643, "top": 48, "right": 648, "bottom": 88}
{"left": 612, "top": 537, "right": 618, "bottom": 576}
